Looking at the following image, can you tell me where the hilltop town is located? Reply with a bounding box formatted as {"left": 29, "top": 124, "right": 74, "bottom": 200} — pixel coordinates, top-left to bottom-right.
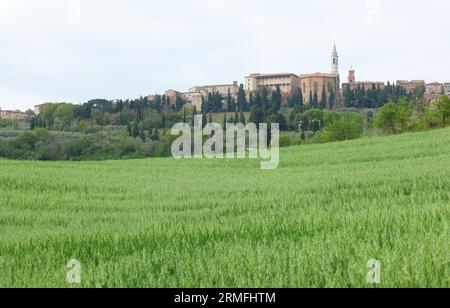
{"left": 0, "top": 44, "right": 449, "bottom": 121}
{"left": 155, "top": 44, "right": 449, "bottom": 113}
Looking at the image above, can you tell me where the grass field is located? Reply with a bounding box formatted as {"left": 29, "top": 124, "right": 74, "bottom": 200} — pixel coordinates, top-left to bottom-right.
{"left": 0, "top": 128, "right": 449, "bottom": 288}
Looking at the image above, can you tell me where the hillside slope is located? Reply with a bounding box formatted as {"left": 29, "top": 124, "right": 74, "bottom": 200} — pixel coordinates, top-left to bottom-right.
{"left": 0, "top": 128, "right": 449, "bottom": 287}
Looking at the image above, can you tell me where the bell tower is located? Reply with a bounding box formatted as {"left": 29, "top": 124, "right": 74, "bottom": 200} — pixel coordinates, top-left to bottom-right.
{"left": 331, "top": 43, "right": 339, "bottom": 75}
{"left": 348, "top": 67, "right": 356, "bottom": 83}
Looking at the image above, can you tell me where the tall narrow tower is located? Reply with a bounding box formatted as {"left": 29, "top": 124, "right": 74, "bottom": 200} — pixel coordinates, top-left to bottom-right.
{"left": 348, "top": 67, "right": 356, "bottom": 83}
{"left": 331, "top": 43, "right": 339, "bottom": 75}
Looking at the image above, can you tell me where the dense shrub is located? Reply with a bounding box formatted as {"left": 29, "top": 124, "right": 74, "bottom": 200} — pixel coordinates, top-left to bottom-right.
{"left": 0, "top": 128, "right": 158, "bottom": 161}
{"left": 318, "top": 112, "right": 364, "bottom": 142}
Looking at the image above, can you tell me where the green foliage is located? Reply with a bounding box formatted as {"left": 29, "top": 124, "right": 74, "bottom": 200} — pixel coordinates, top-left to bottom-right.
{"left": 374, "top": 103, "right": 399, "bottom": 134}
{"left": 375, "top": 100, "right": 414, "bottom": 134}
{"left": 343, "top": 82, "right": 413, "bottom": 108}
{"left": 396, "top": 99, "right": 413, "bottom": 133}
{"left": 436, "top": 95, "right": 450, "bottom": 125}
{"left": 288, "top": 88, "right": 304, "bottom": 111}
{"left": 237, "top": 84, "right": 249, "bottom": 112}
{"left": 0, "top": 128, "right": 154, "bottom": 161}
{"left": 321, "top": 85, "right": 327, "bottom": 110}
{"left": 318, "top": 113, "right": 364, "bottom": 142}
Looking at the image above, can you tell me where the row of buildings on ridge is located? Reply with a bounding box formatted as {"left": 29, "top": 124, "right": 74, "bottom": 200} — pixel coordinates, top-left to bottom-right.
{"left": 164, "top": 45, "right": 342, "bottom": 110}
{"left": 1, "top": 44, "right": 449, "bottom": 120}
{"left": 162, "top": 44, "right": 449, "bottom": 110}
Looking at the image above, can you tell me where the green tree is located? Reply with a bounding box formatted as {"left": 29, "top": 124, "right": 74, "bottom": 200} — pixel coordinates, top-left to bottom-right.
{"left": 191, "top": 106, "right": 197, "bottom": 127}
{"left": 436, "top": 95, "right": 450, "bottom": 125}
{"left": 175, "top": 95, "right": 184, "bottom": 111}
{"left": 132, "top": 121, "right": 140, "bottom": 138}
{"left": 396, "top": 99, "right": 413, "bottom": 133}
{"left": 249, "top": 105, "right": 263, "bottom": 126}
{"left": 30, "top": 117, "right": 36, "bottom": 130}
{"left": 329, "top": 87, "right": 335, "bottom": 110}
{"left": 271, "top": 86, "right": 282, "bottom": 110}
{"left": 237, "top": 84, "right": 248, "bottom": 111}
{"left": 319, "top": 116, "right": 364, "bottom": 142}
{"left": 374, "top": 103, "right": 398, "bottom": 134}
{"left": 309, "top": 91, "right": 314, "bottom": 108}
{"left": 313, "top": 91, "right": 319, "bottom": 109}
{"left": 321, "top": 85, "right": 327, "bottom": 110}
{"left": 127, "top": 122, "right": 132, "bottom": 136}
{"left": 202, "top": 113, "right": 207, "bottom": 128}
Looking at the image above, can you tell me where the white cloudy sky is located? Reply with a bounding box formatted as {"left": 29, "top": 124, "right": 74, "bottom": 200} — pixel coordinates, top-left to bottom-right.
{"left": 0, "top": 0, "right": 449, "bottom": 110}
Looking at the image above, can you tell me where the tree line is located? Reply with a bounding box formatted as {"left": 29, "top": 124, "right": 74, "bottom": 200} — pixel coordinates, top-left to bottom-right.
{"left": 343, "top": 82, "right": 423, "bottom": 109}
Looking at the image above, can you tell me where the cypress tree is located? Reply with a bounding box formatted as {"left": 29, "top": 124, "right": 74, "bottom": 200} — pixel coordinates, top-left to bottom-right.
{"left": 321, "top": 85, "right": 327, "bottom": 110}
{"left": 227, "top": 89, "right": 232, "bottom": 112}
{"left": 30, "top": 117, "right": 36, "bottom": 130}
{"left": 275, "top": 86, "right": 282, "bottom": 110}
{"left": 237, "top": 84, "right": 248, "bottom": 111}
{"left": 248, "top": 92, "right": 254, "bottom": 107}
{"left": 313, "top": 91, "right": 319, "bottom": 109}
{"left": 191, "top": 106, "right": 197, "bottom": 127}
{"left": 132, "top": 121, "right": 139, "bottom": 138}
{"left": 329, "top": 87, "right": 335, "bottom": 110}
{"left": 127, "top": 122, "right": 132, "bottom": 136}
{"left": 202, "top": 113, "right": 207, "bottom": 129}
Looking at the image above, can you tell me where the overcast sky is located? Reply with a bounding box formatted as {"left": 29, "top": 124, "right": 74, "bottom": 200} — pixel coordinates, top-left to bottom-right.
{"left": 0, "top": 0, "right": 449, "bottom": 111}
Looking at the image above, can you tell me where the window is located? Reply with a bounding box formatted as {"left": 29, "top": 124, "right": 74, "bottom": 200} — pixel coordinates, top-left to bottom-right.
{"left": 303, "top": 83, "right": 306, "bottom": 93}
{"left": 314, "top": 82, "right": 319, "bottom": 93}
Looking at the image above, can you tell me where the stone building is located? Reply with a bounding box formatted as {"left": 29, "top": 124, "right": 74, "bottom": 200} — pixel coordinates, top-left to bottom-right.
{"left": 164, "top": 89, "right": 181, "bottom": 103}
{"left": 444, "top": 83, "right": 450, "bottom": 96}
{"left": 163, "top": 89, "right": 203, "bottom": 110}
{"left": 163, "top": 82, "right": 239, "bottom": 110}
{"left": 181, "top": 91, "right": 203, "bottom": 110}
{"left": 396, "top": 80, "right": 426, "bottom": 93}
{"left": 425, "top": 82, "right": 444, "bottom": 96}
{"left": 189, "top": 81, "right": 240, "bottom": 98}
{"left": 342, "top": 68, "right": 385, "bottom": 91}
{"left": 0, "top": 110, "right": 27, "bottom": 120}
{"left": 299, "top": 73, "right": 340, "bottom": 108}
{"left": 298, "top": 44, "right": 341, "bottom": 109}
{"left": 244, "top": 73, "right": 299, "bottom": 97}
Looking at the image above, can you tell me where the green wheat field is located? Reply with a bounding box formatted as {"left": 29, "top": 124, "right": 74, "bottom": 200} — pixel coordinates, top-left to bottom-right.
{"left": 0, "top": 128, "right": 449, "bottom": 288}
